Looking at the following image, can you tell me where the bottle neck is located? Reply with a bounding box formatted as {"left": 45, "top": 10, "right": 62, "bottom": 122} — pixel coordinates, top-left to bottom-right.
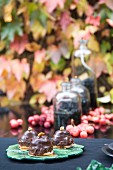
{"left": 62, "top": 84, "right": 71, "bottom": 92}
{"left": 71, "top": 82, "right": 80, "bottom": 87}
{"left": 80, "top": 54, "right": 94, "bottom": 73}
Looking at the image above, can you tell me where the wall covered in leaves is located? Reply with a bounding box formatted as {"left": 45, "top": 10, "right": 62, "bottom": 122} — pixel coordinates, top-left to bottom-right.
{"left": 0, "top": 0, "right": 113, "bottom": 106}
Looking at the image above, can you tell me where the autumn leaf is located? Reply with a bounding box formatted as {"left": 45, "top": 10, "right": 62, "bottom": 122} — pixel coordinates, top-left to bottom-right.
{"left": 32, "top": 61, "right": 45, "bottom": 74}
{"left": 88, "top": 55, "right": 108, "bottom": 78}
{"left": 106, "top": 19, "right": 113, "bottom": 27}
{"left": 30, "top": 20, "right": 46, "bottom": 40}
{"left": 46, "top": 35, "right": 55, "bottom": 45}
{"left": 11, "top": 59, "right": 23, "bottom": 82}
{"left": 3, "top": 0, "right": 15, "bottom": 22}
{"left": 65, "top": 23, "right": 80, "bottom": 39}
{"left": 34, "top": 49, "right": 46, "bottom": 63}
{"left": 30, "top": 73, "right": 46, "bottom": 92}
{"left": 25, "top": 42, "right": 41, "bottom": 52}
{"left": 10, "top": 58, "right": 30, "bottom": 81}
{"left": 59, "top": 41, "right": 71, "bottom": 59}
{"left": 39, "top": 0, "right": 66, "bottom": 13}
{"left": 99, "top": 0, "right": 113, "bottom": 11}
{"left": 60, "top": 11, "right": 72, "bottom": 31}
{"left": 0, "top": 57, "right": 11, "bottom": 77}
{"left": 101, "top": 29, "right": 110, "bottom": 37}
{"left": 50, "top": 58, "right": 66, "bottom": 71}
{"left": 73, "top": 29, "right": 90, "bottom": 48}
{"left": 5, "top": 76, "right": 26, "bottom": 100}
{"left": 21, "top": 58, "right": 30, "bottom": 79}
{"left": 85, "top": 25, "right": 98, "bottom": 34}
{"left": 85, "top": 16, "right": 100, "bottom": 27}
{"left": 10, "top": 34, "right": 28, "bottom": 55}
{"left": 48, "top": 45, "right": 61, "bottom": 64}
{"left": 63, "top": 68, "right": 71, "bottom": 77}
{"left": 17, "top": 3, "right": 27, "bottom": 15}
{"left": 104, "top": 53, "right": 113, "bottom": 75}
{"left": 29, "top": 93, "right": 46, "bottom": 105}
{"left": 87, "top": 35, "right": 100, "bottom": 52}
{"left": 0, "top": 41, "right": 6, "bottom": 51}
{"left": 0, "top": 78, "right": 6, "bottom": 92}
{"left": 105, "top": 0, "right": 113, "bottom": 10}
{"left": 85, "top": 5, "right": 94, "bottom": 16}
{"left": 76, "top": 0, "right": 89, "bottom": 17}
{"left": 39, "top": 80, "right": 57, "bottom": 102}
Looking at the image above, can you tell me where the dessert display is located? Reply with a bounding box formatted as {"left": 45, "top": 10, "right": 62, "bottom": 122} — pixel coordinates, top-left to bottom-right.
{"left": 29, "top": 132, "right": 53, "bottom": 156}
{"left": 52, "top": 126, "right": 74, "bottom": 148}
{"left": 18, "top": 127, "right": 37, "bottom": 150}
{"left": 6, "top": 127, "right": 84, "bottom": 161}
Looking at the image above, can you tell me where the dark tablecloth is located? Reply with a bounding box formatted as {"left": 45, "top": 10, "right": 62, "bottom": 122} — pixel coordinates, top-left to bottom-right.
{"left": 0, "top": 138, "right": 113, "bottom": 170}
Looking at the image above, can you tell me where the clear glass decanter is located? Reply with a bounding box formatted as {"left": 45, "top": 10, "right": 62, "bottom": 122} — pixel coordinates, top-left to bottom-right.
{"left": 53, "top": 82, "right": 82, "bottom": 130}
{"left": 72, "top": 39, "right": 98, "bottom": 110}
{"left": 71, "top": 78, "right": 90, "bottom": 114}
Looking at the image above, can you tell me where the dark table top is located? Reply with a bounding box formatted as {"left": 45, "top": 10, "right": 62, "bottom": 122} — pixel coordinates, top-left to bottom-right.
{"left": 1, "top": 138, "right": 113, "bottom": 170}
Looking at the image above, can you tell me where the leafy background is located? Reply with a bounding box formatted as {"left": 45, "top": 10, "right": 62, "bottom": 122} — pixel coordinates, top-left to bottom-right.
{"left": 0, "top": 0, "right": 113, "bottom": 107}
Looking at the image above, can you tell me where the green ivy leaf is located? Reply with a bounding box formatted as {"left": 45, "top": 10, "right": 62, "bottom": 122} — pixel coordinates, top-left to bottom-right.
{"left": 65, "top": 0, "right": 73, "bottom": 8}
{"left": 1, "top": 21, "right": 23, "bottom": 42}
{"left": 106, "top": 9, "right": 113, "bottom": 20}
{"left": 100, "top": 40, "right": 111, "bottom": 53}
{"left": 27, "top": 2, "right": 37, "bottom": 14}
{"left": 30, "top": 9, "right": 47, "bottom": 27}
{"left": 50, "top": 58, "right": 66, "bottom": 71}
{"left": 110, "top": 88, "right": 113, "bottom": 104}
{"left": 110, "top": 28, "right": 113, "bottom": 36}
{"left": 0, "top": 0, "right": 10, "bottom": 7}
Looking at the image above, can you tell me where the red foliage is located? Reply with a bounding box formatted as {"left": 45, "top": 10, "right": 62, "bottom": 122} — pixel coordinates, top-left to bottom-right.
{"left": 10, "top": 34, "right": 28, "bottom": 55}
{"left": 85, "top": 16, "right": 100, "bottom": 27}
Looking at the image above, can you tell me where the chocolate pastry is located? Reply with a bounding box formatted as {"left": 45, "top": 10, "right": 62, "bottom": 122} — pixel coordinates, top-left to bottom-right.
{"left": 18, "top": 127, "right": 37, "bottom": 150}
{"left": 52, "top": 126, "right": 74, "bottom": 148}
{"left": 29, "top": 132, "right": 53, "bottom": 156}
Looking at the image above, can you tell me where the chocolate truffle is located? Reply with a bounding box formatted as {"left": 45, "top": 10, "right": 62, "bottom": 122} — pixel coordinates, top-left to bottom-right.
{"left": 52, "top": 126, "right": 74, "bottom": 148}
{"left": 29, "top": 132, "right": 53, "bottom": 156}
{"left": 18, "top": 127, "right": 37, "bottom": 150}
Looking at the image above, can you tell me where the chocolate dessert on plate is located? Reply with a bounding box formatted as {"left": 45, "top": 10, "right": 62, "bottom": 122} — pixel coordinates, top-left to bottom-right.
{"left": 52, "top": 126, "right": 74, "bottom": 149}
{"left": 29, "top": 132, "right": 53, "bottom": 156}
{"left": 18, "top": 127, "right": 37, "bottom": 150}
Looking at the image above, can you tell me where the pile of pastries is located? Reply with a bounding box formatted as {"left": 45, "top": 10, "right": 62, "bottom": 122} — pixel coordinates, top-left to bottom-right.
{"left": 18, "top": 126, "right": 74, "bottom": 156}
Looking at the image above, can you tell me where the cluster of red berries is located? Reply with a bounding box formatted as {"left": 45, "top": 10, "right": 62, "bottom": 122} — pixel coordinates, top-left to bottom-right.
{"left": 28, "top": 105, "right": 54, "bottom": 128}
{"left": 9, "top": 106, "right": 113, "bottom": 138}
{"left": 66, "top": 107, "right": 113, "bottom": 138}
{"left": 81, "top": 107, "right": 113, "bottom": 125}
{"left": 66, "top": 122, "right": 94, "bottom": 138}
{"left": 9, "top": 119, "right": 23, "bottom": 128}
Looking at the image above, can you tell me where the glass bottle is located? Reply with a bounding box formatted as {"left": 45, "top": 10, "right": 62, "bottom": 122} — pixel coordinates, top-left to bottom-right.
{"left": 72, "top": 39, "right": 98, "bottom": 110}
{"left": 53, "top": 82, "right": 82, "bottom": 130}
{"left": 71, "top": 78, "right": 90, "bottom": 114}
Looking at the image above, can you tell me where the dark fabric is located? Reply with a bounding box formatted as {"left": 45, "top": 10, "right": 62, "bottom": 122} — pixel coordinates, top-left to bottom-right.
{"left": 0, "top": 138, "right": 113, "bottom": 170}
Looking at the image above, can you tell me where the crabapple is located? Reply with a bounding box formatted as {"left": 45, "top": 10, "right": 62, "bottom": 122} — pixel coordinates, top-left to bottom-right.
{"left": 66, "top": 125, "right": 73, "bottom": 132}
{"left": 17, "top": 119, "right": 23, "bottom": 126}
{"left": 28, "top": 116, "right": 34, "bottom": 123}
{"left": 33, "top": 115, "right": 40, "bottom": 122}
{"left": 10, "top": 119, "right": 19, "bottom": 128}
{"left": 80, "top": 131, "right": 88, "bottom": 138}
{"left": 44, "top": 121, "right": 51, "bottom": 128}
{"left": 86, "top": 126, "right": 94, "bottom": 134}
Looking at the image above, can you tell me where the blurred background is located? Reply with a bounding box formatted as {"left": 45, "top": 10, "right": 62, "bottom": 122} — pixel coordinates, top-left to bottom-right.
{"left": 0, "top": 0, "right": 113, "bottom": 107}
{"left": 0, "top": 0, "right": 113, "bottom": 138}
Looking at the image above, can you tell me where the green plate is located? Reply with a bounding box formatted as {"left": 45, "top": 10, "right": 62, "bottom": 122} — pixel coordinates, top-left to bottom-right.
{"left": 6, "top": 144, "right": 84, "bottom": 161}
